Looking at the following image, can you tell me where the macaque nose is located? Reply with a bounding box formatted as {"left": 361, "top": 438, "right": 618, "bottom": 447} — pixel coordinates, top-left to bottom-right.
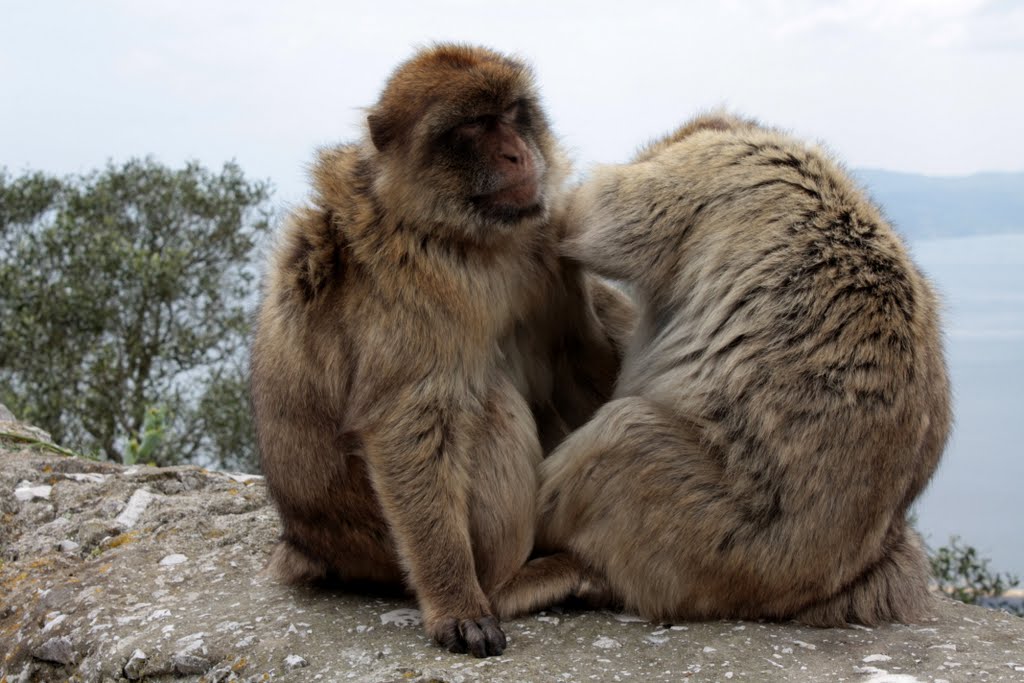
{"left": 494, "top": 124, "right": 530, "bottom": 169}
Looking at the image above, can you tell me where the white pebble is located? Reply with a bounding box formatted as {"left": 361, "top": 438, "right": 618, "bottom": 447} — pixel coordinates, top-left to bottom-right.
{"left": 284, "top": 654, "right": 308, "bottom": 669}
{"left": 67, "top": 472, "right": 108, "bottom": 484}
{"left": 42, "top": 613, "right": 66, "bottom": 633}
{"left": 612, "top": 613, "right": 646, "bottom": 623}
{"left": 14, "top": 482, "right": 51, "bottom": 501}
{"left": 226, "top": 472, "right": 263, "bottom": 484}
{"left": 379, "top": 608, "right": 422, "bottom": 627}
{"left": 593, "top": 636, "right": 622, "bottom": 649}
{"left": 115, "top": 488, "right": 155, "bottom": 528}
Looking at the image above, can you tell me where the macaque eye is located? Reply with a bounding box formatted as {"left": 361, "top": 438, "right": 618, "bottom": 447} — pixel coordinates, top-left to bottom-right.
{"left": 457, "top": 115, "right": 490, "bottom": 136}
{"left": 510, "top": 99, "right": 533, "bottom": 127}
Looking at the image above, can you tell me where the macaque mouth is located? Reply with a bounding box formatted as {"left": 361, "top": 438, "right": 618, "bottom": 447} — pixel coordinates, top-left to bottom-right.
{"left": 471, "top": 193, "right": 544, "bottom": 223}
{"left": 490, "top": 178, "right": 541, "bottom": 206}
{"left": 472, "top": 178, "right": 541, "bottom": 209}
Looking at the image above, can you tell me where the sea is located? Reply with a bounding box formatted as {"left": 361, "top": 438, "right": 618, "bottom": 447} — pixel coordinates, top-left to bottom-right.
{"left": 909, "top": 233, "right": 1024, "bottom": 580}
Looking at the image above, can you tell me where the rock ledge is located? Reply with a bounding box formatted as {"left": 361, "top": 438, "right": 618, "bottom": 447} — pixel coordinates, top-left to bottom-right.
{"left": 1, "top": 423, "right": 1023, "bottom": 682}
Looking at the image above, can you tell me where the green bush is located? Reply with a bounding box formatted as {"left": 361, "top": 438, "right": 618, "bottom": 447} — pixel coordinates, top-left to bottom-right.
{"left": 0, "top": 159, "right": 272, "bottom": 471}
{"left": 931, "top": 535, "right": 1021, "bottom": 614}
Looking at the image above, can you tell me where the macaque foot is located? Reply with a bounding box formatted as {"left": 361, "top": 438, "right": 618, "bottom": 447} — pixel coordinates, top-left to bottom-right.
{"left": 430, "top": 615, "right": 506, "bottom": 657}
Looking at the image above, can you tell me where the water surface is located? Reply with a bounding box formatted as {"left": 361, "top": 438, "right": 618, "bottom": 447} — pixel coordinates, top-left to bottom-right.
{"left": 910, "top": 234, "right": 1024, "bottom": 577}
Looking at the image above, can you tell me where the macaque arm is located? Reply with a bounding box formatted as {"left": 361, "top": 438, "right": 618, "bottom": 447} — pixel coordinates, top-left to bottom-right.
{"left": 361, "top": 394, "right": 505, "bottom": 657}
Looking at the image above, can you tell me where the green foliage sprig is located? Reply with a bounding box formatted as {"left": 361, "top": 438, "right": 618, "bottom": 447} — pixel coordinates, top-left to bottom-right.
{"left": 931, "top": 535, "right": 1021, "bottom": 607}
{"left": 126, "top": 405, "right": 167, "bottom": 465}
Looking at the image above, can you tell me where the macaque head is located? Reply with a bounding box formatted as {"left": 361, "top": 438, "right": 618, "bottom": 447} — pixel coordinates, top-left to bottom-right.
{"left": 366, "top": 44, "right": 565, "bottom": 238}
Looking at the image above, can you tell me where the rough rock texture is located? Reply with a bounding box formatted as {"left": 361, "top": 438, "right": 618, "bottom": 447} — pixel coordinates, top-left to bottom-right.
{"left": 2, "top": 415, "right": 1024, "bottom": 682}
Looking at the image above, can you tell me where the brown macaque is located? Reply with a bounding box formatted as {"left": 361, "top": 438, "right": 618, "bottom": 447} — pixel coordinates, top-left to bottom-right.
{"left": 249, "top": 44, "right": 632, "bottom": 658}
{"left": 492, "top": 112, "right": 951, "bottom": 628}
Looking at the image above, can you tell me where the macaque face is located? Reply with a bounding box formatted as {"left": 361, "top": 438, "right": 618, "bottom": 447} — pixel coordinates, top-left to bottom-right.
{"left": 438, "top": 98, "right": 547, "bottom": 223}
{"left": 367, "top": 47, "right": 554, "bottom": 234}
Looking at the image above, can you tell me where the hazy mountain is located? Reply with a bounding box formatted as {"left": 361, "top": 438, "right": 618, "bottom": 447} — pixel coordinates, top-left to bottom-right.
{"left": 852, "top": 169, "right": 1024, "bottom": 240}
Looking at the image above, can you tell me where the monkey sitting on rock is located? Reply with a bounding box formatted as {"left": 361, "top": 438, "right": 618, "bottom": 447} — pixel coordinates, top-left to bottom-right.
{"left": 493, "top": 112, "right": 951, "bottom": 628}
{"left": 249, "top": 44, "right": 631, "bottom": 658}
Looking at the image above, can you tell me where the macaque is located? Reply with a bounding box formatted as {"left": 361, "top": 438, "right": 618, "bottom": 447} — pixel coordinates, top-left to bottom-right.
{"left": 249, "top": 44, "right": 631, "bottom": 657}
{"left": 493, "top": 112, "right": 950, "bottom": 627}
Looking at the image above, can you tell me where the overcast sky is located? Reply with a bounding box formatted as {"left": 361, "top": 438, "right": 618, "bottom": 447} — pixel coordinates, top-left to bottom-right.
{"left": 2, "top": 0, "right": 1022, "bottom": 204}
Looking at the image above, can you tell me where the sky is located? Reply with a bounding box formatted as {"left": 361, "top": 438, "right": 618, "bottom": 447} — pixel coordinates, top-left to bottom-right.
{"left": 2, "top": 0, "right": 1023, "bottom": 205}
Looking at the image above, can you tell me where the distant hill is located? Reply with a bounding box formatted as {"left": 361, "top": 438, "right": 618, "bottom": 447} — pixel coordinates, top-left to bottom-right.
{"left": 852, "top": 169, "right": 1024, "bottom": 240}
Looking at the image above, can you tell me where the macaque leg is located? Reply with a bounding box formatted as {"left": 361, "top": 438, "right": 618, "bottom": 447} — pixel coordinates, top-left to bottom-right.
{"left": 498, "top": 396, "right": 730, "bottom": 621}
{"left": 490, "top": 552, "right": 612, "bottom": 618}
{"left": 260, "top": 403, "right": 403, "bottom": 587}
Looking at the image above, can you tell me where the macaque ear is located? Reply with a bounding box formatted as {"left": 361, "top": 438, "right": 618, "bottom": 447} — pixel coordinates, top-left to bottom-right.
{"left": 367, "top": 111, "right": 398, "bottom": 152}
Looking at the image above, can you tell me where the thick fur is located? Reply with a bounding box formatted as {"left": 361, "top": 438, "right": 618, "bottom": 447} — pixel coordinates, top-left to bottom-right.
{"left": 250, "top": 44, "right": 631, "bottom": 657}
{"left": 495, "top": 112, "right": 951, "bottom": 626}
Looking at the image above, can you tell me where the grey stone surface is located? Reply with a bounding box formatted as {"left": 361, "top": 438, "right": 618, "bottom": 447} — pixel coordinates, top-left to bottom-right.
{"left": 30, "top": 635, "right": 75, "bottom": 666}
{"left": 0, "top": 404, "right": 52, "bottom": 443}
{"left": 122, "top": 648, "right": 147, "bottom": 680}
{"left": 1, "top": 429, "right": 1023, "bottom": 682}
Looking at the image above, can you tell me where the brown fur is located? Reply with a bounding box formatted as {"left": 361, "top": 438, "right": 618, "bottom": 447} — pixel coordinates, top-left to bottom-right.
{"left": 493, "top": 112, "right": 951, "bottom": 627}
{"left": 249, "top": 44, "right": 630, "bottom": 658}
